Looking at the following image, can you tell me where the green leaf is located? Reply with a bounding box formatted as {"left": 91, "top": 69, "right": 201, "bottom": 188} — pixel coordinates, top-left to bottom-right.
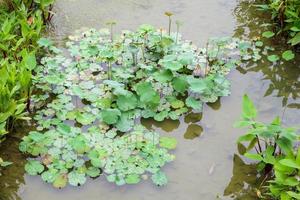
{"left": 154, "top": 111, "right": 169, "bottom": 121}
{"left": 161, "top": 60, "right": 183, "bottom": 71}
{"left": 125, "top": 174, "right": 141, "bottom": 184}
{"left": 101, "top": 109, "right": 121, "bottom": 125}
{"left": 25, "top": 160, "right": 44, "bottom": 175}
{"left": 151, "top": 171, "right": 168, "bottom": 186}
{"left": 233, "top": 120, "right": 254, "bottom": 128}
{"left": 279, "top": 159, "right": 300, "bottom": 169}
{"left": 244, "top": 153, "right": 263, "bottom": 161}
{"left": 53, "top": 174, "right": 68, "bottom": 188}
{"left": 86, "top": 167, "right": 101, "bottom": 178}
{"left": 242, "top": 94, "right": 257, "bottom": 119}
{"left": 38, "top": 38, "right": 53, "bottom": 48}
{"left": 282, "top": 50, "right": 295, "bottom": 61}
{"left": 41, "top": 169, "right": 58, "bottom": 183}
{"left": 135, "top": 82, "right": 160, "bottom": 109}
{"left": 57, "top": 123, "right": 71, "bottom": 135}
{"left": 262, "top": 31, "right": 275, "bottom": 38}
{"left": 186, "top": 96, "right": 203, "bottom": 111}
{"left": 178, "top": 52, "right": 194, "bottom": 65}
{"left": 68, "top": 171, "right": 87, "bottom": 186}
{"left": 267, "top": 54, "right": 280, "bottom": 62}
{"left": 116, "top": 114, "right": 134, "bottom": 132}
{"left": 23, "top": 51, "right": 37, "bottom": 70}
{"left": 153, "top": 69, "right": 173, "bottom": 83}
{"left": 255, "top": 41, "right": 263, "bottom": 47}
{"left": 159, "top": 137, "right": 177, "bottom": 150}
{"left": 76, "top": 112, "right": 96, "bottom": 125}
{"left": 288, "top": 32, "right": 300, "bottom": 46}
{"left": 287, "top": 191, "right": 300, "bottom": 199}
{"left": 116, "top": 92, "right": 138, "bottom": 111}
{"left": 172, "top": 76, "right": 188, "bottom": 93}
{"left": 70, "top": 135, "right": 89, "bottom": 154}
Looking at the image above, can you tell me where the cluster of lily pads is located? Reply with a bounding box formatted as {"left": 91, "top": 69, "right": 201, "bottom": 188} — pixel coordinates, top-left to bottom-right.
{"left": 19, "top": 24, "right": 259, "bottom": 188}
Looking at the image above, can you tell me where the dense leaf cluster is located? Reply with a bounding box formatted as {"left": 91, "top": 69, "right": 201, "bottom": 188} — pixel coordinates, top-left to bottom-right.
{"left": 20, "top": 25, "right": 252, "bottom": 187}
{"left": 235, "top": 95, "right": 300, "bottom": 199}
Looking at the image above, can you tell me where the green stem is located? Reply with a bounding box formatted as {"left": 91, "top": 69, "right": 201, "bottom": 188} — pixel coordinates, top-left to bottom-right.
{"left": 176, "top": 25, "right": 179, "bottom": 43}
{"left": 168, "top": 17, "right": 171, "bottom": 36}
{"left": 108, "top": 62, "right": 112, "bottom": 80}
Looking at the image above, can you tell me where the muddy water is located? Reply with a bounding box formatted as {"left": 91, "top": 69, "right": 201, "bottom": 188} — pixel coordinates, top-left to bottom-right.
{"left": 0, "top": 0, "right": 299, "bottom": 200}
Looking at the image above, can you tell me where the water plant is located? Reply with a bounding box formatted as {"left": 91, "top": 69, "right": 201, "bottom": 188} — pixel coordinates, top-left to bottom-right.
{"left": 235, "top": 94, "right": 300, "bottom": 199}
{"left": 0, "top": 157, "right": 12, "bottom": 176}
{"left": 256, "top": 0, "right": 300, "bottom": 47}
{"left": 0, "top": 0, "right": 55, "bottom": 141}
{"left": 18, "top": 23, "right": 257, "bottom": 188}
{"left": 165, "top": 12, "right": 173, "bottom": 35}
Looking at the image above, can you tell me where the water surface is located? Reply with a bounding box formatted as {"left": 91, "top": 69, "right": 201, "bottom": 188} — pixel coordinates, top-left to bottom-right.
{"left": 0, "top": 0, "right": 299, "bottom": 200}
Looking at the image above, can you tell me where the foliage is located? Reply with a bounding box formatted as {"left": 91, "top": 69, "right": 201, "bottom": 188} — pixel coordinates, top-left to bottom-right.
{"left": 18, "top": 24, "right": 256, "bottom": 187}
{"left": 0, "top": 0, "right": 55, "bottom": 141}
{"left": 257, "top": 0, "right": 300, "bottom": 46}
{"left": 0, "top": 157, "right": 12, "bottom": 176}
{"left": 20, "top": 125, "right": 176, "bottom": 187}
{"left": 18, "top": 19, "right": 264, "bottom": 187}
{"left": 235, "top": 94, "right": 300, "bottom": 199}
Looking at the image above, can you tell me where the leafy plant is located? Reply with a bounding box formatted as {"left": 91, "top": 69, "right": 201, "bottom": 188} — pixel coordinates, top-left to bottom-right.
{"left": 0, "top": 157, "right": 12, "bottom": 176}
{"left": 257, "top": 0, "right": 300, "bottom": 46}
{"left": 0, "top": 0, "right": 55, "bottom": 140}
{"left": 20, "top": 22, "right": 259, "bottom": 187}
{"left": 235, "top": 94, "right": 300, "bottom": 199}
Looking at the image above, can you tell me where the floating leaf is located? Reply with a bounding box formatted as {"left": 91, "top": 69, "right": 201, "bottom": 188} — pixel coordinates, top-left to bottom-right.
{"left": 68, "top": 171, "right": 87, "bottom": 186}
{"left": 262, "top": 31, "right": 275, "bottom": 38}
{"left": 172, "top": 76, "right": 188, "bottom": 93}
{"left": 267, "top": 54, "right": 279, "bottom": 62}
{"left": 153, "top": 69, "right": 173, "bottom": 83}
{"left": 25, "top": 160, "right": 44, "bottom": 176}
{"left": 282, "top": 50, "right": 295, "bottom": 61}
{"left": 186, "top": 96, "right": 203, "bottom": 111}
{"left": 53, "top": 174, "right": 68, "bottom": 188}
{"left": 116, "top": 92, "right": 138, "bottom": 111}
{"left": 76, "top": 112, "right": 96, "bottom": 125}
{"left": 125, "top": 174, "right": 141, "bottom": 184}
{"left": 101, "top": 109, "right": 121, "bottom": 125}
{"left": 151, "top": 171, "right": 168, "bottom": 186}
{"left": 159, "top": 137, "right": 177, "bottom": 149}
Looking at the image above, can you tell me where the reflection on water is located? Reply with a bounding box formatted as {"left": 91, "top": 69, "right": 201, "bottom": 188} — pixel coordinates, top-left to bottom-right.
{"left": 184, "top": 124, "right": 203, "bottom": 140}
{"left": 206, "top": 98, "right": 221, "bottom": 111}
{"left": 223, "top": 154, "right": 261, "bottom": 200}
{"left": 0, "top": 124, "right": 28, "bottom": 200}
{"left": 222, "top": 1, "right": 300, "bottom": 199}
{"left": 234, "top": 0, "right": 300, "bottom": 110}
{"left": 140, "top": 118, "right": 180, "bottom": 132}
{"left": 141, "top": 112, "right": 204, "bottom": 140}
{"left": 0, "top": 0, "right": 299, "bottom": 199}
{"left": 184, "top": 112, "right": 202, "bottom": 123}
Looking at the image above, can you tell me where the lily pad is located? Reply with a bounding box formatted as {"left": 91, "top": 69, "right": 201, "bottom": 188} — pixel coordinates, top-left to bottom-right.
{"left": 159, "top": 137, "right": 177, "bottom": 150}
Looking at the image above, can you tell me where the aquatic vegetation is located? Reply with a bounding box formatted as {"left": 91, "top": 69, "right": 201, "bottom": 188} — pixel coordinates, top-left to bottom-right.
{"left": 235, "top": 94, "right": 300, "bottom": 199}
{"left": 0, "top": 157, "right": 12, "bottom": 176}
{"left": 0, "top": 0, "right": 55, "bottom": 141}
{"left": 18, "top": 24, "right": 256, "bottom": 188}
{"left": 256, "top": 0, "right": 300, "bottom": 47}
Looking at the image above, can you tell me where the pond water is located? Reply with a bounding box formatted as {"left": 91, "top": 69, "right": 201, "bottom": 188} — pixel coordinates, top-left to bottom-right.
{"left": 0, "top": 0, "right": 299, "bottom": 200}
